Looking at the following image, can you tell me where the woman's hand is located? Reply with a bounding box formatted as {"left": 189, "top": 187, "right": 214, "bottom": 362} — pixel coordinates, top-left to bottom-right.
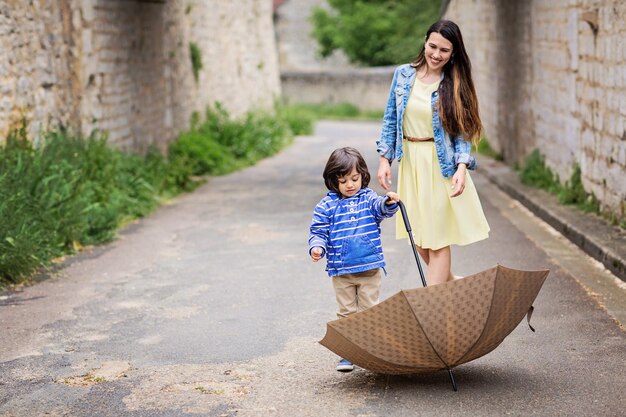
{"left": 377, "top": 157, "right": 392, "bottom": 190}
{"left": 450, "top": 164, "right": 467, "bottom": 197}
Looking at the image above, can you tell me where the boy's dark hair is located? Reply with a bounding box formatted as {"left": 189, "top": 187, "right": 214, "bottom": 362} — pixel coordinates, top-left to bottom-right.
{"left": 323, "top": 147, "right": 371, "bottom": 194}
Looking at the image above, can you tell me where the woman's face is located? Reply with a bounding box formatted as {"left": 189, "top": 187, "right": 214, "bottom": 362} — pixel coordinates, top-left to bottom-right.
{"left": 424, "top": 32, "right": 453, "bottom": 72}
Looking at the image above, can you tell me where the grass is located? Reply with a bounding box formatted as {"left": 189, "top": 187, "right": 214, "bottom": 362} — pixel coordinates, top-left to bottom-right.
{"left": 519, "top": 149, "right": 602, "bottom": 216}
{"left": 478, "top": 145, "right": 618, "bottom": 227}
{"left": 280, "top": 102, "right": 384, "bottom": 124}
{"left": 189, "top": 42, "right": 203, "bottom": 82}
{"left": 473, "top": 137, "right": 503, "bottom": 161}
{"left": 0, "top": 104, "right": 303, "bottom": 287}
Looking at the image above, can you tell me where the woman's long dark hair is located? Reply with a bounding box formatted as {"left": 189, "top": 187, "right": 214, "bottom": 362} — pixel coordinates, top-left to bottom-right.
{"left": 411, "top": 20, "right": 482, "bottom": 145}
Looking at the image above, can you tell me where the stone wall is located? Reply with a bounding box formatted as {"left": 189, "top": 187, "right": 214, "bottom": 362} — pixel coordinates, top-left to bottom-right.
{"left": 0, "top": 1, "right": 79, "bottom": 142}
{"left": 281, "top": 67, "right": 393, "bottom": 111}
{"left": 0, "top": 0, "right": 281, "bottom": 151}
{"left": 275, "top": 0, "right": 391, "bottom": 112}
{"left": 445, "top": 0, "right": 626, "bottom": 220}
{"left": 273, "top": 0, "right": 352, "bottom": 70}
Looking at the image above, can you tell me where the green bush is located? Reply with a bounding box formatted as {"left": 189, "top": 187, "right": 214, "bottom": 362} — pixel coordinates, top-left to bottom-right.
{"left": 519, "top": 149, "right": 560, "bottom": 192}
{"left": 0, "top": 125, "right": 203, "bottom": 285}
{"left": 0, "top": 105, "right": 297, "bottom": 286}
{"left": 473, "top": 137, "right": 503, "bottom": 161}
{"left": 519, "top": 149, "right": 601, "bottom": 215}
{"left": 311, "top": 0, "right": 440, "bottom": 66}
{"left": 274, "top": 103, "right": 316, "bottom": 136}
{"left": 169, "top": 129, "right": 237, "bottom": 176}
{"left": 557, "top": 164, "right": 600, "bottom": 213}
{"left": 278, "top": 102, "right": 383, "bottom": 123}
{"left": 170, "top": 104, "right": 293, "bottom": 176}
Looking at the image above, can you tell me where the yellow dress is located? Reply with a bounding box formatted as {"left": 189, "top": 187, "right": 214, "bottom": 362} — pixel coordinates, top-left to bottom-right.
{"left": 396, "top": 78, "right": 490, "bottom": 250}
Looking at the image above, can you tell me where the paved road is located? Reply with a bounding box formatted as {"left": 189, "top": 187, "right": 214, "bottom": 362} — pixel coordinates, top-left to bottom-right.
{"left": 1, "top": 121, "right": 625, "bottom": 416}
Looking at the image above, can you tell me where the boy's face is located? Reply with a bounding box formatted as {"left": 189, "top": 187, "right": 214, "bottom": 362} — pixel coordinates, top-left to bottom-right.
{"left": 338, "top": 167, "right": 362, "bottom": 198}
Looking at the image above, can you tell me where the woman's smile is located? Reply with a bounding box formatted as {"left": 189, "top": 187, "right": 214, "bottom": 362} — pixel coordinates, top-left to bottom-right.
{"left": 424, "top": 32, "right": 453, "bottom": 72}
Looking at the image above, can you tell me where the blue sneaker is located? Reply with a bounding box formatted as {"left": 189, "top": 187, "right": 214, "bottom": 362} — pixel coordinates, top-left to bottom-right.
{"left": 336, "top": 358, "right": 354, "bottom": 372}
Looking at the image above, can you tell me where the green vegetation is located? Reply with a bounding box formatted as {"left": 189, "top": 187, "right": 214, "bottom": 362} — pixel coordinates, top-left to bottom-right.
{"left": 311, "top": 0, "right": 440, "bottom": 66}
{"left": 189, "top": 42, "right": 203, "bottom": 81}
{"left": 473, "top": 137, "right": 503, "bottom": 161}
{"left": 519, "top": 150, "right": 560, "bottom": 192}
{"left": 0, "top": 104, "right": 303, "bottom": 287}
{"left": 0, "top": 122, "right": 198, "bottom": 285}
{"left": 519, "top": 149, "right": 600, "bottom": 214}
{"left": 281, "top": 102, "right": 383, "bottom": 126}
{"left": 556, "top": 164, "right": 600, "bottom": 213}
{"left": 171, "top": 103, "right": 293, "bottom": 176}
{"left": 274, "top": 103, "right": 316, "bottom": 136}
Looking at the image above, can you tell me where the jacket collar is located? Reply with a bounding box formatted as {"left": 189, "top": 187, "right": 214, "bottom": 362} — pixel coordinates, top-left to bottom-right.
{"left": 400, "top": 64, "right": 445, "bottom": 81}
{"left": 400, "top": 64, "right": 416, "bottom": 77}
{"left": 327, "top": 188, "right": 369, "bottom": 200}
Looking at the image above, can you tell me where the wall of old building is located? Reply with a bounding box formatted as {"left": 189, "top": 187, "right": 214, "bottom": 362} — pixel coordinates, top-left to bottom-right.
{"left": 275, "top": 0, "right": 391, "bottom": 112}
{"left": 445, "top": 0, "right": 626, "bottom": 220}
{"left": 273, "top": 0, "right": 352, "bottom": 70}
{"left": 0, "top": 1, "right": 78, "bottom": 142}
{"left": 0, "top": 0, "right": 281, "bottom": 151}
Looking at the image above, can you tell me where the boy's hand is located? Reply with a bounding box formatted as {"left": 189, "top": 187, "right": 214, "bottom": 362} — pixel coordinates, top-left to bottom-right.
{"left": 311, "top": 247, "right": 323, "bottom": 262}
{"left": 385, "top": 191, "right": 400, "bottom": 204}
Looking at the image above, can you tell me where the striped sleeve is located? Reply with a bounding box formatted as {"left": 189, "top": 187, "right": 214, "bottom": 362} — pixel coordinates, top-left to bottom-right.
{"left": 308, "top": 199, "right": 331, "bottom": 257}
{"left": 369, "top": 192, "right": 398, "bottom": 221}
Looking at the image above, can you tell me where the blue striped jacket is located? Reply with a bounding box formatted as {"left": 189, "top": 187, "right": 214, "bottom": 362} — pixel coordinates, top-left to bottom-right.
{"left": 308, "top": 188, "right": 398, "bottom": 277}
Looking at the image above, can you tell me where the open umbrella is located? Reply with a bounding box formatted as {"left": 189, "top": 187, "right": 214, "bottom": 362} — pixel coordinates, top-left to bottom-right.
{"left": 319, "top": 201, "right": 549, "bottom": 390}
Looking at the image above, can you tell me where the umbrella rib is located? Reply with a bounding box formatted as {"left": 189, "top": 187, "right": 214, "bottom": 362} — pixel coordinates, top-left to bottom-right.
{"left": 401, "top": 291, "right": 448, "bottom": 370}
{"left": 455, "top": 273, "right": 499, "bottom": 365}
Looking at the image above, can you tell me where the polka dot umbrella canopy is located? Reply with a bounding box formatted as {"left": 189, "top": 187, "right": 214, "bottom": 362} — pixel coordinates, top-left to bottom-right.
{"left": 319, "top": 202, "right": 549, "bottom": 390}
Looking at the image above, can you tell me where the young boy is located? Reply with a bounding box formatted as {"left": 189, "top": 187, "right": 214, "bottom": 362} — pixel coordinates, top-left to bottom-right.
{"left": 309, "top": 147, "right": 399, "bottom": 372}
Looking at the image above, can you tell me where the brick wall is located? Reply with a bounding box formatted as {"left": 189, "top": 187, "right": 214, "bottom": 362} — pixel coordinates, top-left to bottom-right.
{"left": 0, "top": 0, "right": 280, "bottom": 151}
{"left": 0, "top": 1, "right": 79, "bottom": 141}
{"left": 445, "top": 0, "right": 626, "bottom": 220}
{"left": 188, "top": 1, "right": 281, "bottom": 119}
{"left": 280, "top": 67, "right": 393, "bottom": 112}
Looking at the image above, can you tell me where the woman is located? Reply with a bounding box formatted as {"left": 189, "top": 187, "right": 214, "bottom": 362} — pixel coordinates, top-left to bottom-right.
{"left": 376, "top": 20, "right": 490, "bottom": 285}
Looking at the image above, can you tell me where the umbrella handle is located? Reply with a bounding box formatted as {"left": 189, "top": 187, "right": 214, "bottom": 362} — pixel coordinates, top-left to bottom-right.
{"left": 397, "top": 200, "right": 427, "bottom": 287}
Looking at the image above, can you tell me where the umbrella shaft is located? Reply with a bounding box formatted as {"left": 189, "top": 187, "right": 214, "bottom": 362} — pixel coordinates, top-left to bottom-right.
{"left": 398, "top": 201, "right": 428, "bottom": 287}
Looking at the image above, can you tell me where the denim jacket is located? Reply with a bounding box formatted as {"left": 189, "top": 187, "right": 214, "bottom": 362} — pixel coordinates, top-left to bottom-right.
{"left": 376, "top": 64, "right": 477, "bottom": 178}
{"left": 309, "top": 188, "right": 398, "bottom": 277}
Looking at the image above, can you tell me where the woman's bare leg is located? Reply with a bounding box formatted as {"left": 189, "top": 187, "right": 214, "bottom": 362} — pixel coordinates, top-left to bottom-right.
{"left": 416, "top": 246, "right": 430, "bottom": 265}
{"left": 417, "top": 245, "right": 455, "bottom": 283}
{"left": 425, "top": 246, "right": 452, "bottom": 285}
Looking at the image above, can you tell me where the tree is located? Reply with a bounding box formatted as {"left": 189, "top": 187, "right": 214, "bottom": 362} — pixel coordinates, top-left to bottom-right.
{"left": 311, "top": 0, "right": 441, "bottom": 66}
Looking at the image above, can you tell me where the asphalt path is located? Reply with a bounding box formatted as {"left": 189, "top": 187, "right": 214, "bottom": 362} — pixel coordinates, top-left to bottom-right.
{"left": 1, "top": 121, "right": 625, "bottom": 416}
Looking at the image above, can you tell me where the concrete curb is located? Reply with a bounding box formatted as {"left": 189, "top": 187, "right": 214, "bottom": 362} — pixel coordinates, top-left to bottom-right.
{"left": 476, "top": 154, "right": 626, "bottom": 282}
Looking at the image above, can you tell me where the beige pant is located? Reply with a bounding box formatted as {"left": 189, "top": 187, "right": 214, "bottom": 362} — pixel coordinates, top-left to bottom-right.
{"left": 332, "top": 268, "right": 382, "bottom": 319}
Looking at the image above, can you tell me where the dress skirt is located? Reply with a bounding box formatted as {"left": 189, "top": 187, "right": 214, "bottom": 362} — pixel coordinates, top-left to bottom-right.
{"left": 396, "top": 140, "right": 490, "bottom": 250}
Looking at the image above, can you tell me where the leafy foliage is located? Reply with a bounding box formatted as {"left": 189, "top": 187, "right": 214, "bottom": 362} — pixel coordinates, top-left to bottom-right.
{"left": 189, "top": 42, "right": 203, "bottom": 81}
{"left": 519, "top": 150, "right": 560, "bottom": 192}
{"left": 310, "top": 0, "right": 440, "bottom": 66}
{"left": 170, "top": 104, "right": 293, "bottom": 176}
{"left": 557, "top": 164, "right": 600, "bottom": 213}
{"left": 472, "top": 137, "right": 503, "bottom": 161}
{"left": 279, "top": 102, "right": 383, "bottom": 126}
{"left": 0, "top": 104, "right": 304, "bottom": 286}
{"left": 519, "top": 149, "right": 600, "bottom": 214}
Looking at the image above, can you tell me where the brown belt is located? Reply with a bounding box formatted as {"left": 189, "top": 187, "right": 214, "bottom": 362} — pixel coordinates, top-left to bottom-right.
{"left": 404, "top": 136, "right": 434, "bottom": 142}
